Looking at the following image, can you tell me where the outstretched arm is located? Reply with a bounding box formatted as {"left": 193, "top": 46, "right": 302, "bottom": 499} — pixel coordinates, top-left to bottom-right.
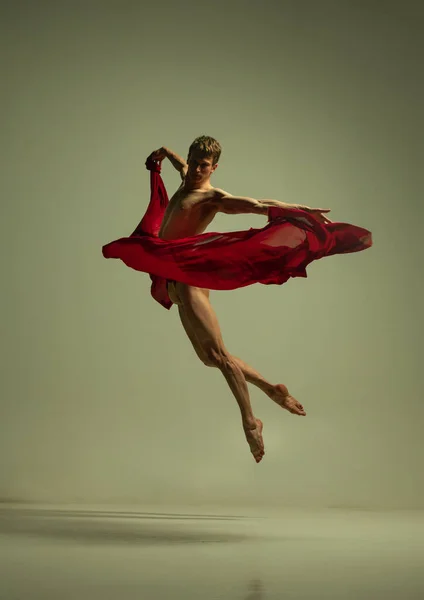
{"left": 213, "top": 190, "right": 331, "bottom": 222}
{"left": 150, "top": 147, "right": 187, "bottom": 179}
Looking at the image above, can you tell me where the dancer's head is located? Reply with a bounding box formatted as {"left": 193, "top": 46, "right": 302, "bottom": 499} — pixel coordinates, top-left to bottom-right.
{"left": 186, "top": 135, "right": 221, "bottom": 184}
{"left": 188, "top": 135, "right": 221, "bottom": 165}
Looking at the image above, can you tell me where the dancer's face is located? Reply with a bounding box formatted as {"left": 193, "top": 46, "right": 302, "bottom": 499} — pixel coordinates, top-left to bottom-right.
{"left": 187, "top": 153, "right": 218, "bottom": 184}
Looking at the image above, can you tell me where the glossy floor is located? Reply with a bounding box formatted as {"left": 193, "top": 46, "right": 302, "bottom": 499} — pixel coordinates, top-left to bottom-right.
{"left": 0, "top": 505, "right": 423, "bottom": 599}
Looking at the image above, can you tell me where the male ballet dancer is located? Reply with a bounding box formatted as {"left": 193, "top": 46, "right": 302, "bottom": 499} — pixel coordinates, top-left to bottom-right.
{"left": 151, "top": 135, "right": 332, "bottom": 463}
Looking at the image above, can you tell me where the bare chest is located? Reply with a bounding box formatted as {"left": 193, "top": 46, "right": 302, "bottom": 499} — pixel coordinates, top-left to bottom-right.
{"left": 159, "top": 188, "right": 217, "bottom": 240}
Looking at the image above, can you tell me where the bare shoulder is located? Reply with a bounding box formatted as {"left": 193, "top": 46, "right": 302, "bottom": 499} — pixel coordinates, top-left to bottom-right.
{"left": 186, "top": 186, "right": 229, "bottom": 205}
{"left": 213, "top": 188, "right": 231, "bottom": 198}
{"left": 169, "top": 186, "right": 231, "bottom": 211}
{"left": 213, "top": 187, "right": 232, "bottom": 199}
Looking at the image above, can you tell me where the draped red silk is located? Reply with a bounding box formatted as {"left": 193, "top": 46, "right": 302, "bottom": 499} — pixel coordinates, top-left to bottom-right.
{"left": 102, "top": 157, "right": 372, "bottom": 309}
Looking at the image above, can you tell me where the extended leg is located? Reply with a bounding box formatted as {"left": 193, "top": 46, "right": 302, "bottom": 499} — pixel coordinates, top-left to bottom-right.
{"left": 175, "top": 283, "right": 265, "bottom": 462}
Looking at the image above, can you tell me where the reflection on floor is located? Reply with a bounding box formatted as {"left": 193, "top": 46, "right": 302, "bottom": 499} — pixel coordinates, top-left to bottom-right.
{"left": 0, "top": 505, "right": 423, "bottom": 599}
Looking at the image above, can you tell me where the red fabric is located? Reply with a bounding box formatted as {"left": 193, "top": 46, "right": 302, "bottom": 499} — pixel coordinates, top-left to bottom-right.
{"left": 102, "top": 157, "right": 372, "bottom": 309}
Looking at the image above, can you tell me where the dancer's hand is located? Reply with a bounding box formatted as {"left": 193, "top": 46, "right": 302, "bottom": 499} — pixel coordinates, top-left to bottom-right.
{"left": 297, "top": 205, "right": 332, "bottom": 224}
{"left": 150, "top": 147, "right": 168, "bottom": 162}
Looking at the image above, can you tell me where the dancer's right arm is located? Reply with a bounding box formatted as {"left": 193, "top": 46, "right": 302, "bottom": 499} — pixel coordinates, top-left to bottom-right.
{"left": 150, "top": 147, "right": 188, "bottom": 179}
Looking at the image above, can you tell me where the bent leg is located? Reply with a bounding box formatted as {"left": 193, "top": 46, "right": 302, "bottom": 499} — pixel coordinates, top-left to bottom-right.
{"left": 234, "top": 357, "right": 306, "bottom": 416}
{"left": 175, "top": 283, "right": 264, "bottom": 462}
{"left": 179, "top": 307, "right": 272, "bottom": 391}
{"left": 177, "top": 294, "right": 305, "bottom": 416}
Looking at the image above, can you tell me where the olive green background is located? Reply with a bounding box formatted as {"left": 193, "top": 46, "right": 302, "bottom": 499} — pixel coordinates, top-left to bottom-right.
{"left": 1, "top": 0, "right": 422, "bottom": 509}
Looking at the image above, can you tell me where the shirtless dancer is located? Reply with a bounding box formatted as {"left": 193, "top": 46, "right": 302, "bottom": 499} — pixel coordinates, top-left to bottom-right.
{"left": 151, "top": 136, "right": 331, "bottom": 463}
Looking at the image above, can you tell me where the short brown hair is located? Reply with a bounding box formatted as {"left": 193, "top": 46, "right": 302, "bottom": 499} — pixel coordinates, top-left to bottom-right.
{"left": 188, "top": 135, "right": 222, "bottom": 165}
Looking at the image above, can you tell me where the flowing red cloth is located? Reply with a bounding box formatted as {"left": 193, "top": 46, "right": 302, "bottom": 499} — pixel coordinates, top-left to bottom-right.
{"left": 102, "top": 157, "right": 372, "bottom": 309}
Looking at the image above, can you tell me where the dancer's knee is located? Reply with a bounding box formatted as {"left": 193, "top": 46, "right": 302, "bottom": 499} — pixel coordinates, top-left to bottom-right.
{"left": 204, "top": 346, "right": 232, "bottom": 371}
{"left": 200, "top": 355, "right": 216, "bottom": 368}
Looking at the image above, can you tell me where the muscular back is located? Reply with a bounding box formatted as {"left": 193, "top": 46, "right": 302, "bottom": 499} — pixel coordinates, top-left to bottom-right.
{"left": 159, "top": 184, "right": 221, "bottom": 240}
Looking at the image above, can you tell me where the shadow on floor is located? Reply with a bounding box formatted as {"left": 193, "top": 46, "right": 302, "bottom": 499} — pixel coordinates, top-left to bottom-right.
{"left": 0, "top": 507, "right": 252, "bottom": 545}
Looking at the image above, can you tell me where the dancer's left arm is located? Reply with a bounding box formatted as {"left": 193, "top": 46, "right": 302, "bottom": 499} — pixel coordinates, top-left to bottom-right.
{"left": 212, "top": 190, "right": 332, "bottom": 223}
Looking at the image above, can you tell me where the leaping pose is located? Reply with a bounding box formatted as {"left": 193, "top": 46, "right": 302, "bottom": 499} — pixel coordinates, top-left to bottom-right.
{"left": 104, "top": 135, "right": 371, "bottom": 463}
{"left": 150, "top": 136, "right": 333, "bottom": 463}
